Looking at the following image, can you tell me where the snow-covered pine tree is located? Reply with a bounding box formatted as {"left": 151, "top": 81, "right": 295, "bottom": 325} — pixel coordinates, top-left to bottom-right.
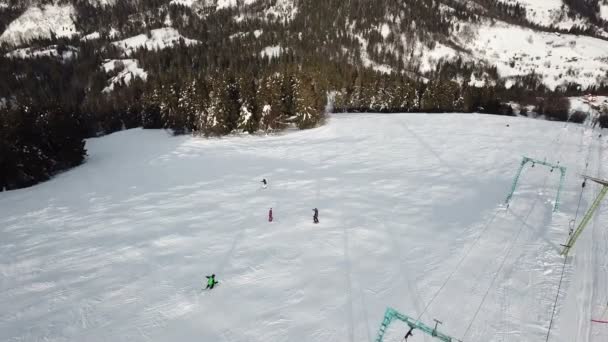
{"left": 599, "top": 105, "right": 608, "bottom": 128}
{"left": 237, "top": 99, "right": 254, "bottom": 133}
{"left": 141, "top": 85, "right": 162, "bottom": 129}
{"left": 237, "top": 77, "right": 260, "bottom": 133}
{"left": 362, "top": 84, "right": 377, "bottom": 111}
{"left": 347, "top": 85, "right": 362, "bottom": 111}
{"left": 224, "top": 75, "right": 241, "bottom": 133}
{"left": 257, "top": 75, "right": 281, "bottom": 132}
{"left": 420, "top": 82, "right": 437, "bottom": 112}
{"left": 202, "top": 88, "right": 223, "bottom": 136}
{"left": 159, "top": 83, "right": 187, "bottom": 133}
{"left": 399, "top": 80, "right": 417, "bottom": 111}
{"left": 293, "top": 74, "right": 321, "bottom": 129}
{"left": 332, "top": 90, "right": 347, "bottom": 112}
{"left": 176, "top": 80, "right": 198, "bottom": 133}
{"left": 280, "top": 73, "right": 296, "bottom": 120}
{"left": 260, "top": 103, "right": 272, "bottom": 133}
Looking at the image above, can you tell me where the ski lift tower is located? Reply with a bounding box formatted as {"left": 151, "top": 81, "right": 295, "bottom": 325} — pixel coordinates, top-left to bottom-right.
{"left": 375, "top": 307, "right": 462, "bottom": 342}
{"left": 505, "top": 156, "right": 566, "bottom": 212}
{"left": 561, "top": 175, "right": 608, "bottom": 255}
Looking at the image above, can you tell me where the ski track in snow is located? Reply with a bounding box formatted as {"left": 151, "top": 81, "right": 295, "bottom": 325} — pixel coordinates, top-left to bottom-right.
{"left": 0, "top": 114, "right": 607, "bottom": 342}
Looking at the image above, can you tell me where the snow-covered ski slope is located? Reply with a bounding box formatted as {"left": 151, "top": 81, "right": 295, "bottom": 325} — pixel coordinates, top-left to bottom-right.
{"left": 1, "top": 114, "right": 607, "bottom": 342}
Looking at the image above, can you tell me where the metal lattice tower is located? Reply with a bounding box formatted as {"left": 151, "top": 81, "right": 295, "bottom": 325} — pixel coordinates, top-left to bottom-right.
{"left": 375, "top": 307, "right": 461, "bottom": 342}
{"left": 505, "top": 156, "right": 566, "bottom": 212}
{"left": 561, "top": 175, "right": 608, "bottom": 255}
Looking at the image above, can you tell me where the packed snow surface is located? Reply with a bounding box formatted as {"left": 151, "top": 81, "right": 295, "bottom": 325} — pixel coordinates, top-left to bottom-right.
{"left": 0, "top": 4, "right": 79, "bottom": 46}
{"left": 1, "top": 114, "right": 607, "bottom": 342}
{"left": 112, "top": 28, "right": 200, "bottom": 56}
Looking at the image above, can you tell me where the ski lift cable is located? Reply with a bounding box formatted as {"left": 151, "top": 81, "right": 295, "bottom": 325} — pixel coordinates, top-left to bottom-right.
{"left": 416, "top": 124, "right": 569, "bottom": 335}
{"left": 544, "top": 125, "right": 593, "bottom": 342}
{"left": 588, "top": 130, "right": 608, "bottom": 327}
{"left": 544, "top": 258, "right": 568, "bottom": 342}
{"left": 544, "top": 180, "right": 586, "bottom": 342}
{"left": 462, "top": 126, "right": 570, "bottom": 340}
{"left": 462, "top": 171, "right": 555, "bottom": 340}
{"left": 460, "top": 190, "right": 542, "bottom": 340}
{"left": 416, "top": 206, "right": 505, "bottom": 321}
{"left": 418, "top": 124, "right": 569, "bottom": 323}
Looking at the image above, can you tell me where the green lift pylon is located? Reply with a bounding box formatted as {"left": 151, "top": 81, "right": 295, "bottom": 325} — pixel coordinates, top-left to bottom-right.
{"left": 375, "top": 307, "right": 462, "bottom": 342}
{"left": 505, "top": 156, "right": 566, "bottom": 212}
{"left": 561, "top": 175, "right": 608, "bottom": 256}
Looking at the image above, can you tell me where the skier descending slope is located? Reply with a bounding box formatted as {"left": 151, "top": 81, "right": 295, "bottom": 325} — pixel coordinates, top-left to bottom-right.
{"left": 313, "top": 208, "right": 319, "bottom": 224}
{"left": 261, "top": 178, "right": 267, "bottom": 189}
{"left": 268, "top": 208, "right": 273, "bottom": 222}
{"left": 205, "top": 274, "right": 218, "bottom": 290}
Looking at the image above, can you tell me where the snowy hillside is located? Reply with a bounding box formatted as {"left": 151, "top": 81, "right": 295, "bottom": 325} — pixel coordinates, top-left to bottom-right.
{"left": 362, "top": 14, "right": 608, "bottom": 89}
{"left": 112, "top": 28, "right": 200, "bottom": 56}
{"left": 1, "top": 114, "right": 607, "bottom": 342}
{"left": 463, "top": 21, "right": 608, "bottom": 89}
{"left": 1, "top": 0, "right": 608, "bottom": 90}
{"left": 101, "top": 59, "right": 148, "bottom": 93}
{"left": 5, "top": 45, "right": 78, "bottom": 60}
{"left": 88, "top": 0, "right": 116, "bottom": 7}
{"left": 499, "top": 0, "right": 591, "bottom": 31}
{"left": 0, "top": 4, "right": 78, "bottom": 45}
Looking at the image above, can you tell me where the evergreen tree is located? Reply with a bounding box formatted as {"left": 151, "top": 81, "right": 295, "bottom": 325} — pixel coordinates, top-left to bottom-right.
{"left": 258, "top": 75, "right": 282, "bottom": 132}
{"left": 142, "top": 85, "right": 163, "bottom": 129}
{"left": 293, "top": 74, "right": 321, "bottom": 129}
{"left": 202, "top": 87, "right": 225, "bottom": 136}
{"left": 237, "top": 77, "right": 260, "bottom": 133}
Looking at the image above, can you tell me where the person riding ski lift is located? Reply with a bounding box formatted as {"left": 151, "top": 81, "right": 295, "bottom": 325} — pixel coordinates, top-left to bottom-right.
{"left": 261, "top": 178, "right": 267, "bottom": 189}
{"left": 313, "top": 208, "right": 319, "bottom": 224}
{"left": 205, "top": 274, "right": 218, "bottom": 290}
{"left": 403, "top": 327, "right": 414, "bottom": 341}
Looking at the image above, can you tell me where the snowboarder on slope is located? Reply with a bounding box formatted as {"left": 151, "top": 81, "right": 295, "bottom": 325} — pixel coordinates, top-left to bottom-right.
{"left": 261, "top": 178, "right": 267, "bottom": 189}
{"left": 313, "top": 208, "right": 319, "bottom": 224}
{"left": 205, "top": 274, "right": 218, "bottom": 290}
{"left": 269, "top": 208, "right": 273, "bottom": 222}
